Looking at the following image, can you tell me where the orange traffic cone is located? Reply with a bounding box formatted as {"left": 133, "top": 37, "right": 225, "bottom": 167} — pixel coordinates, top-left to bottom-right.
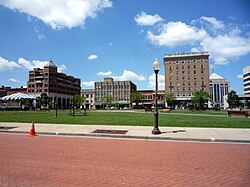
{"left": 29, "top": 120, "right": 37, "bottom": 136}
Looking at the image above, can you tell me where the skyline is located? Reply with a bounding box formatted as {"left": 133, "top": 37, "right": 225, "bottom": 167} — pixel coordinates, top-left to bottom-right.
{"left": 0, "top": 0, "right": 250, "bottom": 94}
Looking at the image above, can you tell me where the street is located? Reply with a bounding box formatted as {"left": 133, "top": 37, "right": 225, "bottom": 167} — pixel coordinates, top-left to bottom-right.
{"left": 0, "top": 134, "right": 249, "bottom": 186}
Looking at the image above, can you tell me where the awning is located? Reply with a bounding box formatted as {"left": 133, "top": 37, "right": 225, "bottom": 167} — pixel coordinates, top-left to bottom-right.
{"left": 0, "top": 92, "right": 35, "bottom": 101}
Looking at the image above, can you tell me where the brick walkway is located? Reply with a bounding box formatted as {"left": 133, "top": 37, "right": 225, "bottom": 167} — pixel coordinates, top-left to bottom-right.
{"left": 0, "top": 134, "right": 249, "bottom": 186}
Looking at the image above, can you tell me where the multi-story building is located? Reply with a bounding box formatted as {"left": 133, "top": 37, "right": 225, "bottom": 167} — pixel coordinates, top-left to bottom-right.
{"left": 138, "top": 90, "right": 165, "bottom": 108}
{"left": 0, "top": 86, "right": 27, "bottom": 97}
{"left": 94, "top": 77, "right": 137, "bottom": 109}
{"left": 164, "top": 52, "right": 210, "bottom": 107}
{"left": 81, "top": 89, "right": 95, "bottom": 109}
{"left": 209, "top": 72, "right": 230, "bottom": 109}
{"left": 27, "top": 60, "right": 81, "bottom": 109}
{"left": 243, "top": 66, "right": 250, "bottom": 95}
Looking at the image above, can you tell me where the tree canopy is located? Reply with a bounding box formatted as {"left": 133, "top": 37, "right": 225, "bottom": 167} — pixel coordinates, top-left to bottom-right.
{"left": 191, "top": 90, "right": 210, "bottom": 108}
{"left": 130, "top": 91, "right": 143, "bottom": 106}
{"left": 100, "top": 95, "right": 113, "bottom": 107}
{"left": 73, "top": 94, "right": 85, "bottom": 108}
{"left": 226, "top": 90, "right": 239, "bottom": 108}
{"left": 165, "top": 93, "right": 176, "bottom": 107}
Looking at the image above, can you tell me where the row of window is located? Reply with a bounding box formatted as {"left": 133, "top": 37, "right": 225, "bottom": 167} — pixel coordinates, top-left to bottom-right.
{"left": 169, "top": 70, "right": 205, "bottom": 75}
{"left": 96, "top": 91, "right": 130, "bottom": 96}
{"left": 95, "top": 97, "right": 130, "bottom": 102}
{"left": 169, "top": 81, "right": 206, "bottom": 86}
{"left": 166, "top": 59, "right": 206, "bottom": 65}
{"left": 169, "top": 87, "right": 205, "bottom": 92}
{"left": 169, "top": 75, "right": 205, "bottom": 81}
{"left": 95, "top": 84, "right": 130, "bottom": 90}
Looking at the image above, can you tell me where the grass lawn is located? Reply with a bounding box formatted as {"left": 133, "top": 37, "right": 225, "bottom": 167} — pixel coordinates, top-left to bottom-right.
{"left": 0, "top": 110, "right": 249, "bottom": 128}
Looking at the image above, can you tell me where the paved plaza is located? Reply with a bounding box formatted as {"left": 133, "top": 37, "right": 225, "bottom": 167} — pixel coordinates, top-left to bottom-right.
{"left": 0, "top": 133, "right": 250, "bottom": 186}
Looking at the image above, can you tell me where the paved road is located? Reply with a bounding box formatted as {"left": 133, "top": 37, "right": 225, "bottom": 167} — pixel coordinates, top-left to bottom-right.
{"left": 0, "top": 134, "right": 249, "bottom": 186}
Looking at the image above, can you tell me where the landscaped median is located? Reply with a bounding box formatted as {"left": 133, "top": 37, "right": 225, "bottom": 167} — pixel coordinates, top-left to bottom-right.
{"left": 0, "top": 110, "right": 249, "bottom": 128}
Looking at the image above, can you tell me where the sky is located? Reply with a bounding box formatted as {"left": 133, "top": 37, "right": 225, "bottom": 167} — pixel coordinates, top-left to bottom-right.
{"left": 0, "top": 0, "right": 250, "bottom": 94}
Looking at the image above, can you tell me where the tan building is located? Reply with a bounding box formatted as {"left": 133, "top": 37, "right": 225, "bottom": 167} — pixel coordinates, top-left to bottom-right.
{"left": 27, "top": 60, "right": 81, "bottom": 109}
{"left": 95, "top": 77, "right": 137, "bottom": 109}
{"left": 138, "top": 90, "right": 165, "bottom": 108}
{"left": 164, "top": 52, "right": 210, "bottom": 107}
{"left": 81, "top": 89, "right": 95, "bottom": 109}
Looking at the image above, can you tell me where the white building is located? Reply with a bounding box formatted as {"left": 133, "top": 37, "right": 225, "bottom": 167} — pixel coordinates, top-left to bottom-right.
{"left": 81, "top": 89, "right": 95, "bottom": 109}
{"left": 209, "top": 72, "right": 230, "bottom": 109}
{"left": 243, "top": 66, "right": 250, "bottom": 95}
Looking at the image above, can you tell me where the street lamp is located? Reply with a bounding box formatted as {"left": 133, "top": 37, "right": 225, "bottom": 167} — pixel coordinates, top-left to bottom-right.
{"left": 53, "top": 100, "right": 58, "bottom": 117}
{"left": 152, "top": 58, "right": 161, "bottom": 135}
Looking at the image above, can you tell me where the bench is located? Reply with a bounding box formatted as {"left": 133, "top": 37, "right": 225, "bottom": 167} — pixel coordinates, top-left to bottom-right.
{"left": 144, "top": 108, "right": 152, "bottom": 112}
{"left": 36, "top": 107, "right": 50, "bottom": 111}
{"left": 227, "top": 110, "right": 248, "bottom": 118}
{"left": 68, "top": 110, "right": 87, "bottom": 116}
{"left": 162, "top": 108, "right": 170, "bottom": 113}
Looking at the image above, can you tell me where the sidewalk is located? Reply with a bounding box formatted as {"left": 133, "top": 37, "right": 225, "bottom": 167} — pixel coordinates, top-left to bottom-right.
{"left": 0, "top": 122, "right": 250, "bottom": 143}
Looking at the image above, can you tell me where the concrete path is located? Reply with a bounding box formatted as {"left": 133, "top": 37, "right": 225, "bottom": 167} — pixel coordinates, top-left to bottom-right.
{"left": 1, "top": 122, "right": 250, "bottom": 143}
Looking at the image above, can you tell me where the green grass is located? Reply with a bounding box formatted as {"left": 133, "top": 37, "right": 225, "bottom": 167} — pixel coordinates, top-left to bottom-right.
{"left": 0, "top": 110, "right": 249, "bottom": 128}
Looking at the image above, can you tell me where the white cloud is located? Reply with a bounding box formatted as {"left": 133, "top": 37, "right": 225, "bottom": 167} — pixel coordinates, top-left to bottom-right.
{"left": 148, "top": 73, "right": 165, "bottom": 90}
{"left": 58, "top": 64, "right": 67, "bottom": 72}
{"left": 200, "top": 16, "right": 224, "bottom": 29}
{"left": 134, "top": 11, "right": 164, "bottom": 26}
{"left": 82, "top": 81, "right": 95, "bottom": 88}
{"left": 9, "top": 78, "right": 20, "bottom": 83}
{"left": 201, "top": 33, "right": 250, "bottom": 65}
{"left": 0, "top": 0, "right": 112, "bottom": 29}
{"left": 97, "top": 71, "right": 112, "bottom": 76}
{"left": 113, "top": 70, "right": 146, "bottom": 81}
{"left": 237, "top": 74, "right": 243, "bottom": 79}
{"left": 0, "top": 57, "right": 21, "bottom": 71}
{"left": 147, "top": 21, "right": 207, "bottom": 47}
{"left": 88, "top": 54, "right": 98, "bottom": 60}
{"left": 17, "top": 58, "right": 48, "bottom": 70}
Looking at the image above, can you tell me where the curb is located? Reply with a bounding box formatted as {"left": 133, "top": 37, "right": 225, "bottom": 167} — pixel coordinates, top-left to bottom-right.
{"left": 1, "top": 130, "right": 250, "bottom": 144}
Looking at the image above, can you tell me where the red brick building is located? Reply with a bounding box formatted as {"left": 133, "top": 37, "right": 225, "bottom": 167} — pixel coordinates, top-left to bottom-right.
{"left": 27, "top": 60, "right": 81, "bottom": 109}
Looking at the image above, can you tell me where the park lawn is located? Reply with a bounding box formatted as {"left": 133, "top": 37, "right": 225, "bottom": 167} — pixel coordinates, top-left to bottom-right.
{"left": 0, "top": 110, "right": 249, "bottom": 128}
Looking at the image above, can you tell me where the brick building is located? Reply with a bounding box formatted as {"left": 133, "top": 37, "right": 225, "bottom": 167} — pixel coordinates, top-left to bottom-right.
{"left": 94, "top": 77, "right": 137, "bottom": 109}
{"left": 164, "top": 52, "right": 210, "bottom": 107}
{"left": 27, "top": 60, "right": 81, "bottom": 109}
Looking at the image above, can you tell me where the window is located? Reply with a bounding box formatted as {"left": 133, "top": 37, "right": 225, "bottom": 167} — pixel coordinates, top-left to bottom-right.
{"left": 176, "top": 66, "right": 179, "bottom": 69}
{"left": 188, "top": 82, "right": 191, "bottom": 86}
{"left": 170, "top": 72, "right": 173, "bottom": 76}
{"left": 176, "top": 71, "right": 179, "bottom": 75}
{"left": 182, "top": 71, "right": 185, "bottom": 74}
{"left": 194, "top": 76, "right": 197, "bottom": 80}
{"left": 201, "top": 70, "right": 204, "bottom": 74}
{"left": 201, "top": 64, "right": 204, "bottom": 69}
{"left": 194, "top": 70, "right": 196, "bottom": 74}
{"left": 182, "top": 76, "right": 185, "bottom": 80}
{"left": 182, "top": 61, "right": 185, "bottom": 64}
{"left": 176, "top": 76, "right": 179, "bottom": 80}
{"left": 194, "top": 82, "right": 197, "bottom": 85}
{"left": 176, "top": 60, "right": 179, "bottom": 64}
{"left": 177, "top": 82, "right": 180, "bottom": 86}
{"left": 194, "top": 65, "right": 196, "bottom": 68}
{"left": 188, "top": 65, "right": 190, "bottom": 69}
{"left": 182, "top": 82, "right": 186, "bottom": 86}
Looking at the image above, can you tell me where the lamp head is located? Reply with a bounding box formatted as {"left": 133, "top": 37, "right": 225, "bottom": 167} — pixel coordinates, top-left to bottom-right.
{"left": 152, "top": 58, "right": 160, "bottom": 71}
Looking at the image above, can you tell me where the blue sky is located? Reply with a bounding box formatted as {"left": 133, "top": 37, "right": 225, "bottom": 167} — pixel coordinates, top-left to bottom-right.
{"left": 0, "top": 0, "right": 250, "bottom": 94}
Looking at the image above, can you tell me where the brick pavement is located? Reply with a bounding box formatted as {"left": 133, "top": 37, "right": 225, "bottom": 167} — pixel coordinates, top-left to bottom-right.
{"left": 0, "top": 134, "right": 249, "bottom": 186}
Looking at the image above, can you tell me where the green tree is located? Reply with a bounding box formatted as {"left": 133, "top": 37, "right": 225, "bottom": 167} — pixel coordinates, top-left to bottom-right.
{"left": 227, "top": 90, "right": 239, "bottom": 108}
{"left": 40, "top": 93, "right": 49, "bottom": 107}
{"left": 164, "top": 93, "right": 176, "bottom": 107}
{"left": 73, "top": 94, "right": 86, "bottom": 109}
{"left": 100, "top": 95, "right": 113, "bottom": 108}
{"left": 191, "top": 90, "right": 210, "bottom": 108}
{"left": 130, "top": 91, "right": 143, "bottom": 106}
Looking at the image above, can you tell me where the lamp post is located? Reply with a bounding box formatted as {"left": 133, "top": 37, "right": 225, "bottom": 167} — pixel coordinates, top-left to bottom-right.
{"left": 53, "top": 97, "right": 57, "bottom": 117}
{"left": 152, "top": 58, "right": 161, "bottom": 135}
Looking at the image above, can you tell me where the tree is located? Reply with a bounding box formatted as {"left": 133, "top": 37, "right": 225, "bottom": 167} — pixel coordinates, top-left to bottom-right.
{"left": 100, "top": 95, "right": 113, "bottom": 108}
{"left": 191, "top": 90, "right": 210, "bottom": 109}
{"left": 164, "top": 93, "right": 176, "bottom": 107}
{"left": 227, "top": 90, "right": 239, "bottom": 108}
{"left": 73, "top": 94, "right": 86, "bottom": 109}
{"left": 40, "top": 93, "right": 49, "bottom": 107}
{"left": 130, "top": 91, "right": 143, "bottom": 106}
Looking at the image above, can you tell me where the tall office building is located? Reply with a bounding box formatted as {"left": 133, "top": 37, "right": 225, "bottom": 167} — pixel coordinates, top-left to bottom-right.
{"left": 209, "top": 72, "right": 230, "bottom": 109}
{"left": 27, "top": 60, "right": 81, "bottom": 109}
{"left": 243, "top": 66, "right": 250, "bottom": 95}
{"left": 164, "top": 52, "right": 210, "bottom": 106}
{"left": 94, "top": 77, "right": 137, "bottom": 108}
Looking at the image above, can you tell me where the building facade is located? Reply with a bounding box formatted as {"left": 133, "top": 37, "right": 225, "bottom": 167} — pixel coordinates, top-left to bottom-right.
{"left": 164, "top": 52, "right": 210, "bottom": 107}
{"left": 243, "top": 66, "right": 250, "bottom": 95}
{"left": 27, "top": 60, "right": 81, "bottom": 109}
{"left": 138, "top": 90, "right": 165, "bottom": 108}
{"left": 94, "top": 77, "right": 137, "bottom": 109}
{"left": 81, "top": 89, "right": 95, "bottom": 109}
{"left": 209, "top": 72, "right": 230, "bottom": 109}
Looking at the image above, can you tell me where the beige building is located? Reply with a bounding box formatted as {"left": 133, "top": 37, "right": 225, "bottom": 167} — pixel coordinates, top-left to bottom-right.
{"left": 94, "top": 77, "right": 137, "bottom": 109}
{"left": 164, "top": 52, "right": 210, "bottom": 107}
{"left": 243, "top": 66, "right": 250, "bottom": 95}
{"left": 81, "top": 89, "right": 95, "bottom": 109}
